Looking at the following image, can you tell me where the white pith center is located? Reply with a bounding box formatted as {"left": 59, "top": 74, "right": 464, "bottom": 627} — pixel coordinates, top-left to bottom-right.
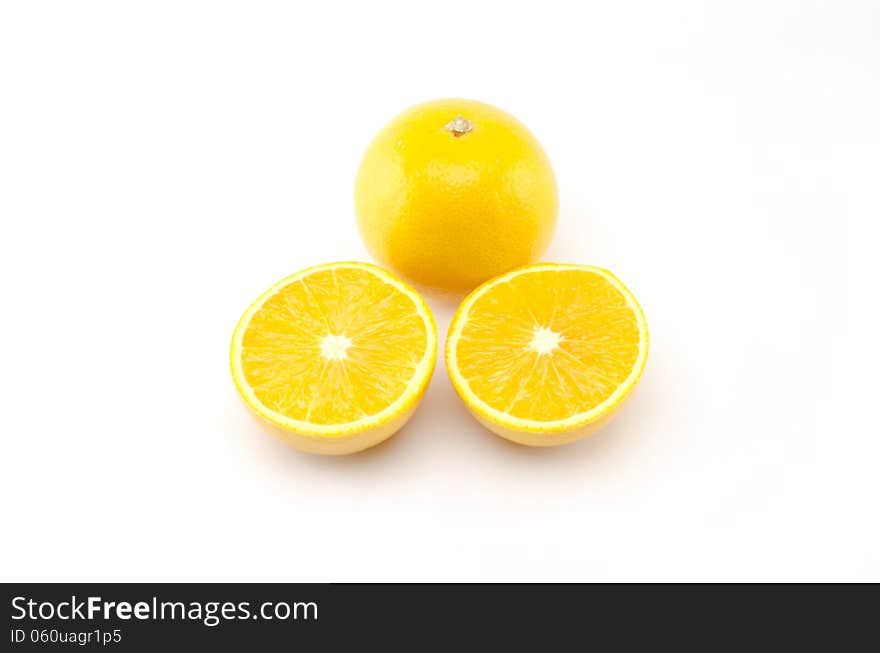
{"left": 528, "top": 326, "right": 562, "bottom": 354}
{"left": 320, "top": 333, "right": 352, "bottom": 361}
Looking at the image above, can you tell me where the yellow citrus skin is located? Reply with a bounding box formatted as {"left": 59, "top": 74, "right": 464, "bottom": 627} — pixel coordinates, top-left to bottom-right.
{"left": 446, "top": 263, "right": 648, "bottom": 447}
{"left": 355, "top": 99, "right": 558, "bottom": 293}
{"left": 230, "top": 262, "right": 437, "bottom": 455}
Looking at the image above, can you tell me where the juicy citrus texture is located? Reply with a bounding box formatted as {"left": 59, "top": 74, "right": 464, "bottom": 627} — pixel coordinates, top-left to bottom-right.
{"left": 230, "top": 262, "right": 437, "bottom": 455}
{"left": 355, "top": 98, "right": 558, "bottom": 293}
{"left": 446, "top": 264, "right": 648, "bottom": 447}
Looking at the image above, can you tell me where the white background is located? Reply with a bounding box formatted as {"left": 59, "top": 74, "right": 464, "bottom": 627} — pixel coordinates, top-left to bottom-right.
{"left": 1, "top": 1, "right": 878, "bottom": 582}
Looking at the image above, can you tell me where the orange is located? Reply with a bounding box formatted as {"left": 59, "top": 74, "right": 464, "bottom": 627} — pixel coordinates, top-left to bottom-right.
{"left": 354, "top": 99, "right": 558, "bottom": 293}
{"left": 230, "top": 262, "right": 437, "bottom": 455}
{"left": 446, "top": 264, "right": 648, "bottom": 446}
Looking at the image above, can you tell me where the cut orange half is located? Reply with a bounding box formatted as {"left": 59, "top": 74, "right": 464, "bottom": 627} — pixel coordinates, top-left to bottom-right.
{"left": 446, "top": 263, "right": 648, "bottom": 446}
{"left": 230, "top": 262, "right": 437, "bottom": 455}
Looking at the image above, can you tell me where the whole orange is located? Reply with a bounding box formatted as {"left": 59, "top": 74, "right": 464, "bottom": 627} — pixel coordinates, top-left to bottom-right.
{"left": 354, "top": 99, "right": 558, "bottom": 293}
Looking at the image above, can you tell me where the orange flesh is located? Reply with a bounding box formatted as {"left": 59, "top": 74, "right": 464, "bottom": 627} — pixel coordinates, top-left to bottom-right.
{"left": 455, "top": 269, "right": 642, "bottom": 422}
{"left": 240, "top": 268, "right": 427, "bottom": 425}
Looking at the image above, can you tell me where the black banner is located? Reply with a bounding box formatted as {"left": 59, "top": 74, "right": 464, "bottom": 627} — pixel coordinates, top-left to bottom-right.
{"left": 3, "top": 584, "right": 877, "bottom": 649}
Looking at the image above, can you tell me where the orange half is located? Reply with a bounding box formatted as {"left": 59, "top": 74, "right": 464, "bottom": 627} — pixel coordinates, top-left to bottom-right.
{"left": 231, "top": 262, "right": 437, "bottom": 454}
{"left": 446, "top": 263, "right": 648, "bottom": 446}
